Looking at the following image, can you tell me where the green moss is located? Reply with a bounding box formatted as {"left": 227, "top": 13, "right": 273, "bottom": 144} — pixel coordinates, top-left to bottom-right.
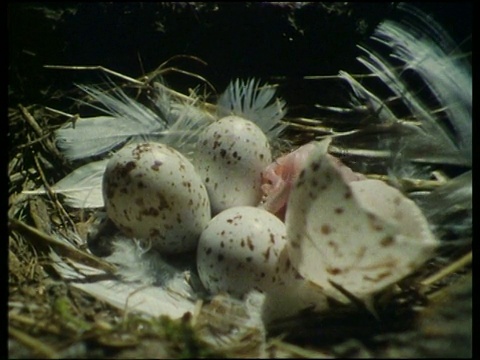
{"left": 116, "top": 313, "right": 223, "bottom": 358}
{"left": 53, "top": 296, "right": 91, "bottom": 334}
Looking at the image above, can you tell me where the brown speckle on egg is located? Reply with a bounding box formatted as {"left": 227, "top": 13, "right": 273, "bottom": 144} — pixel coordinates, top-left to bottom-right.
{"left": 327, "top": 240, "right": 338, "bottom": 251}
{"left": 380, "top": 236, "right": 395, "bottom": 247}
{"left": 321, "top": 224, "right": 332, "bottom": 235}
{"left": 310, "top": 161, "right": 321, "bottom": 172}
{"left": 247, "top": 236, "right": 254, "bottom": 251}
{"left": 263, "top": 247, "right": 271, "bottom": 261}
{"left": 367, "top": 213, "right": 384, "bottom": 231}
{"left": 327, "top": 267, "right": 342, "bottom": 275}
{"left": 151, "top": 160, "right": 163, "bottom": 171}
{"left": 269, "top": 233, "right": 275, "bottom": 244}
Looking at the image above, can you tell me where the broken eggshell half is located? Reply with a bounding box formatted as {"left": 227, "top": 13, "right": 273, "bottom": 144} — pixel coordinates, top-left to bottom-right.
{"left": 102, "top": 142, "right": 211, "bottom": 254}
{"left": 285, "top": 139, "right": 439, "bottom": 301}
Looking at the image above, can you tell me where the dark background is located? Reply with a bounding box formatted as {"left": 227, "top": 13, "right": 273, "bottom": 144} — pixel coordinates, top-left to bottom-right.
{"left": 8, "top": 2, "right": 472, "bottom": 113}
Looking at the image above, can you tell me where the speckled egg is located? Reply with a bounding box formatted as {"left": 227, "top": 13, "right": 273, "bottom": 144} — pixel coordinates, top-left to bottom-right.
{"left": 102, "top": 142, "right": 211, "bottom": 253}
{"left": 194, "top": 116, "right": 272, "bottom": 215}
{"left": 197, "top": 206, "right": 287, "bottom": 297}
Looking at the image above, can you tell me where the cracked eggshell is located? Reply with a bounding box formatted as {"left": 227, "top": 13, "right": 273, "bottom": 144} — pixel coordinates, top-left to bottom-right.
{"left": 102, "top": 142, "right": 211, "bottom": 253}
{"left": 194, "top": 116, "right": 272, "bottom": 215}
{"left": 196, "top": 206, "right": 287, "bottom": 298}
{"left": 285, "top": 140, "right": 438, "bottom": 300}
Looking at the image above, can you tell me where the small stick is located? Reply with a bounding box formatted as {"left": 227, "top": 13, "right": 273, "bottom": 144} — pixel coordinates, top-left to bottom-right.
{"left": 420, "top": 251, "right": 472, "bottom": 291}
{"left": 9, "top": 325, "right": 59, "bottom": 359}
{"left": 9, "top": 218, "right": 117, "bottom": 273}
{"left": 366, "top": 174, "right": 445, "bottom": 191}
{"left": 18, "top": 104, "right": 63, "bottom": 158}
{"left": 19, "top": 104, "right": 43, "bottom": 136}
{"left": 44, "top": 65, "right": 145, "bottom": 86}
{"left": 32, "top": 152, "right": 75, "bottom": 231}
{"left": 9, "top": 313, "right": 61, "bottom": 336}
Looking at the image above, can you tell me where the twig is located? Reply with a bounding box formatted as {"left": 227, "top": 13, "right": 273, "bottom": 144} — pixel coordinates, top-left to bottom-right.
{"left": 32, "top": 151, "right": 75, "bottom": 231}
{"left": 19, "top": 104, "right": 43, "bottom": 136}
{"left": 44, "top": 63, "right": 219, "bottom": 115}
{"left": 9, "top": 313, "right": 61, "bottom": 335}
{"left": 17, "top": 132, "right": 56, "bottom": 149}
{"left": 420, "top": 251, "right": 472, "bottom": 292}
{"left": 366, "top": 174, "right": 445, "bottom": 191}
{"left": 18, "top": 104, "right": 62, "bottom": 158}
{"left": 44, "top": 107, "right": 75, "bottom": 118}
{"left": 329, "top": 146, "right": 392, "bottom": 159}
{"left": 8, "top": 218, "right": 117, "bottom": 273}
{"left": 9, "top": 325, "right": 59, "bottom": 359}
{"left": 44, "top": 65, "right": 145, "bottom": 86}
{"left": 303, "top": 72, "right": 380, "bottom": 80}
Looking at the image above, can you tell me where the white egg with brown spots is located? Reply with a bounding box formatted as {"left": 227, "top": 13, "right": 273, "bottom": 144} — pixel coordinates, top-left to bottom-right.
{"left": 194, "top": 116, "right": 272, "bottom": 215}
{"left": 102, "top": 142, "right": 211, "bottom": 253}
{"left": 197, "top": 206, "right": 288, "bottom": 297}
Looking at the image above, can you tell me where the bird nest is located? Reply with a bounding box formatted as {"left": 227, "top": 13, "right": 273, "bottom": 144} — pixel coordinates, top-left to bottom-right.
{"left": 8, "top": 4, "right": 472, "bottom": 352}
{"left": 8, "top": 56, "right": 472, "bottom": 358}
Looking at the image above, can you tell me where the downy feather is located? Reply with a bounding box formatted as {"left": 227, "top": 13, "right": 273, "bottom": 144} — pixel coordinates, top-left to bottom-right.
{"left": 217, "top": 78, "right": 287, "bottom": 139}
{"left": 150, "top": 82, "right": 215, "bottom": 157}
{"left": 105, "top": 237, "right": 191, "bottom": 286}
{"left": 50, "top": 230, "right": 196, "bottom": 319}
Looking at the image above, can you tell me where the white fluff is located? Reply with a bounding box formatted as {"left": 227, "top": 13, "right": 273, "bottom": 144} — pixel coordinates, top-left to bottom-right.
{"left": 50, "top": 230, "right": 196, "bottom": 319}
{"left": 105, "top": 237, "right": 192, "bottom": 286}
{"left": 217, "top": 78, "right": 287, "bottom": 139}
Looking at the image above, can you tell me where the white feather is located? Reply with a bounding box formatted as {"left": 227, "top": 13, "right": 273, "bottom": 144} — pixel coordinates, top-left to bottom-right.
{"left": 56, "top": 85, "right": 169, "bottom": 160}
{"left": 341, "top": 4, "right": 471, "bottom": 238}
{"left": 376, "top": 4, "right": 472, "bottom": 165}
{"left": 56, "top": 116, "right": 129, "bottom": 160}
{"left": 354, "top": 5, "right": 471, "bottom": 166}
{"left": 23, "top": 159, "right": 107, "bottom": 208}
{"left": 217, "top": 78, "right": 287, "bottom": 139}
{"left": 150, "top": 82, "right": 215, "bottom": 157}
